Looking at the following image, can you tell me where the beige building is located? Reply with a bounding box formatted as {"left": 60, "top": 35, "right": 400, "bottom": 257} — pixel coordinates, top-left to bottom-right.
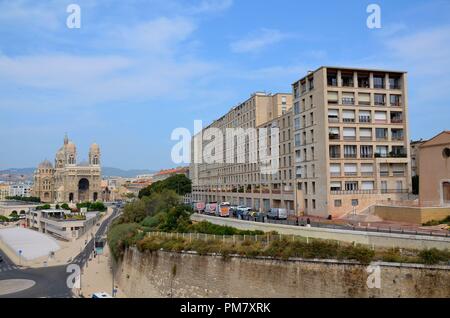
{"left": 293, "top": 67, "right": 411, "bottom": 218}
{"left": 418, "top": 131, "right": 450, "bottom": 206}
{"left": 33, "top": 135, "right": 102, "bottom": 203}
{"left": 190, "top": 92, "right": 295, "bottom": 213}
{"left": 0, "top": 183, "right": 10, "bottom": 201}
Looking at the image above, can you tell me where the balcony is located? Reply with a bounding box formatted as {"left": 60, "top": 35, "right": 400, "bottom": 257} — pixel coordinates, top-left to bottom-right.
{"left": 344, "top": 154, "right": 357, "bottom": 159}
{"left": 328, "top": 117, "right": 339, "bottom": 123}
{"left": 344, "top": 172, "right": 357, "bottom": 177}
{"left": 330, "top": 172, "right": 341, "bottom": 177}
{"left": 390, "top": 118, "right": 403, "bottom": 124}
{"left": 361, "top": 172, "right": 374, "bottom": 177}
{"left": 342, "top": 98, "right": 355, "bottom": 105}
{"left": 392, "top": 135, "right": 404, "bottom": 141}
{"left": 342, "top": 118, "right": 355, "bottom": 123}
{"left": 330, "top": 153, "right": 341, "bottom": 159}
{"left": 329, "top": 133, "right": 340, "bottom": 140}
{"left": 360, "top": 136, "right": 373, "bottom": 142}
{"left": 343, "top": 136, "right": 356, "bottom": 141}
{"left": 359, "top": 117, "right": 371, "bottom": 123}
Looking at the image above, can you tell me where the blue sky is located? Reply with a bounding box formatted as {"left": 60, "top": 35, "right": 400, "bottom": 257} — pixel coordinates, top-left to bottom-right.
{"left": 0, "top": 0, "right": 449, "bottom": 170}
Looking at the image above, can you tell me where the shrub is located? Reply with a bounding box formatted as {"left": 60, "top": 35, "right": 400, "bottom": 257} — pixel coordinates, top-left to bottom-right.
{"left": 418, "top": 248, "right": 450, "bottom": 265}
{"left": 339, "top": 245, "right": 375, "bottom": 265}
{"left": 107, "top": 223, "right": 141, "bottom": 259}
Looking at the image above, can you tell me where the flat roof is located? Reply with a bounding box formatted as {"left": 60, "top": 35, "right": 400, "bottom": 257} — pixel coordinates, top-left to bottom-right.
{"left": 292, "top": 65, "right": 407, "bottom": 85}
{"left": 0, "top": 227, "right": 60, "bottom": 260}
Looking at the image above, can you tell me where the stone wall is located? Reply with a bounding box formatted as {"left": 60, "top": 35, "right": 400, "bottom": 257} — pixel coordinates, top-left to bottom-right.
{"left": 375, "top": 205, "right": 450, "bottom": 224}
{"left": 114, "top": 248, "right": 450, "bottom": 298}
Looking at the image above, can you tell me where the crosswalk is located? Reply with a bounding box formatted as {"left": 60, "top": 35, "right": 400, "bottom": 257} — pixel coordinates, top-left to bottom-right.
{"left": 0, "top": 264, "right": 18, "bottom": 273}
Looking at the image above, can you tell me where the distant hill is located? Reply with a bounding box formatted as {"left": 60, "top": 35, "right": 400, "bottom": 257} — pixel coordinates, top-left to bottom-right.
{"left": 0, "top": 167, "right": 155, "bottom": 179}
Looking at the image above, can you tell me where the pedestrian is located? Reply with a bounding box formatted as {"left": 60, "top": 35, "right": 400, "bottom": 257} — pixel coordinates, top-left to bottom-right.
{"left": 295, "top": 217, "right": 299, "bottom": 226}
{"left": 306, "top": 218, "right": 311, "bottom": 228}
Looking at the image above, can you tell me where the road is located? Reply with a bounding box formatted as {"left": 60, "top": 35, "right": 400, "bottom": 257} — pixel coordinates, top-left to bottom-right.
{"left": 0, "top": 206, "right": 120, "bottom": 298}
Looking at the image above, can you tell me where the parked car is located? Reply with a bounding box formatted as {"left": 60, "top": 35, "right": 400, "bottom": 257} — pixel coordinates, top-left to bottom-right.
{"left": 267, "top": 208, "right": 288, "bottom": 220}
{"left": 235, "top": 206, "right": 251, "bottom": 219}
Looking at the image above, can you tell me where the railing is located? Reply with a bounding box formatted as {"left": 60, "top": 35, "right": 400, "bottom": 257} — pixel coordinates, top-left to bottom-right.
{"left": 330, "top": 189, "right": 409, "bottom": 195}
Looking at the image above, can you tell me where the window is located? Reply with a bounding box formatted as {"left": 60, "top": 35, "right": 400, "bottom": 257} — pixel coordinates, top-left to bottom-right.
{"left": 359, "top": 128, "right": 372, "bottom": 141}
{"left": 328, "top": 109, "right": 339, "bottom": 122}
{"left": 391, "top": 146, "right": 406, "bottom": 157}
{"left": 343, "top": 128, "right": 356, "bottom": 140}
{"left": 312, "top": 199, "right": 316, "bottom": 209}
{"left": 391, "top": 129, "right": 404, "bottom": 141}
{"left": 390, "top": 111, "right": 403, "bottom": 123}
{"left": 330, "top": 164, "right": 341, "bottom": 176}
{"left": 308, "top": 77, "right": 314, "bottom": 90}
{"left": 389, "top": 76, "right": 401, "bottom": 89}
{"left": 344, "top": 163, "right": 357, "bottom": 176}
{"left": 281, "top": 96, "right": 287, "bottom": 104}
{"left": 359, "top": 110, "right": 371, "bottom": 123}
{"left": 327, "top": 71, "right": 337, "bottom": 86}
{"left": 351, "top": 199, "right": 359, "bottom": 206}
{"left": 294, "top": 118, "right": 300, "bottom": 130}
{"left": 342, "top": 110, "right": 355, "bottom": 122}
{"left": 359, "top": 93, "right": 371, "bottom": 105}
{"left": 376, "top": 146, "right": 389, "bottom": 157}
{"left": 361, "top": 181, "right": 374, "bottom": 191}
{"left": 376, "top": 128, "right": 388, "bottom": 140}
{"left": 341, "top": 72, "right": 354, "bottom": 87}
{"left": 374, "top": 94, "right": 386, "bottom": 106}
{"left": 330, "top": 181, "right": 342, "bottom": 191}
{"left": 334, "top": 200, "right": 342, "bottom": 207}
{"left": 360, "top": 145, "right": 373, "bottom": 158}
{"left": 327, "top": 91, "right": 338, "bottom": 104}
{"left": 345, "top": 182, "right": 358, "bottom": 191}
{"left": 374, "top": 111, "right": 387, "bottom": 123}
{"left": 329, "top": 145, "right": 340, "bottom": 158}
{"left": 294, "top": 134, "right": 301, "bottom": 147}
{"left": 373, "top": 75, "right": 385, "bottom": 89}
{"left": 329, "top": 127, "right": 340, "bottom": 140}
{"left": 390, "top": 95, "right": 401, "bottom": 106}
{"left": 344, "top": 145, "right": 357, "bottom": 158}
{"left": 358, "top": 73, "right": 370, "bottom": 88}
{"left": 381, "top": 181, "right": 388, "bottom": 193}
{"left": 294, "top": 102, "right": 300, "bottom": 115}
{"left": 361, "top": 164, "right": 374, "bottom": 176}
{"left": 342, "top": 92, "right": 355, "bottom": 105}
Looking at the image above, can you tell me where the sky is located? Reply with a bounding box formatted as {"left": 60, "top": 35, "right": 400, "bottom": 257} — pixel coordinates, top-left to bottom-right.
{"left": 0, "top": 0, "right": 450, "bottom": 170}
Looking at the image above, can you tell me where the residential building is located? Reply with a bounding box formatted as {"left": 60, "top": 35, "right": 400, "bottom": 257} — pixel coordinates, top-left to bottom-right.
{"left": 418, "top": 131, "right": 450, "bottom": 206}
{"left": 9, "top": 182, "right": 32, "bottom": 197}
{"left": 190, "top": 92, "right": 295, "bottom": 213}
{"left": 152, "top": 167, "right": 189, "bottom": 183}
{"left": 0, "top": 183, "right": 10, "bottom": 201}
{"left": 292, "top": 67, "right": 411, "bottom": 217}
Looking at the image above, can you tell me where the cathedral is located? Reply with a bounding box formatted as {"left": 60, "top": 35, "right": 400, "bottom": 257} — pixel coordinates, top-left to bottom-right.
{"left": 33, "top": 134, "right": 102, "bottom": 203}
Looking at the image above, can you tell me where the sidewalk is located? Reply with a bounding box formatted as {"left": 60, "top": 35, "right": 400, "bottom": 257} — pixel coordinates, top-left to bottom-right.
{"left": 77, "top": 244, "right": 127, "bottom": 298}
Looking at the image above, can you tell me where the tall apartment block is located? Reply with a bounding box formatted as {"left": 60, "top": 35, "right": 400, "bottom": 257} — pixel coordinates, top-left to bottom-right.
{"left": 190, "top": 92, "right": 296, "bottom": 213}
{"left": 292, "top": 67, "right": 411, "bottom": 218}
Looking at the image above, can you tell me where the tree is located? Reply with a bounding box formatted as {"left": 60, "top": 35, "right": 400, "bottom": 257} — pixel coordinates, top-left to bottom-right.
{"left": 138, "top": 174, "right": 191, "bottom": 198}
{"left": 61, "top": 203, "right": 70, "bottom": 210}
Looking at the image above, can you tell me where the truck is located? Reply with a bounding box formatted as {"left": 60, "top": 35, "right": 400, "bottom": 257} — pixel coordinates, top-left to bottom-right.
{"left": 194, "top": 201, "right": 206, "bottom": 213}
{"left": 267, "top": 208, "right": 288, "bottom": 220}
{"left": 204, "top": 202, "right": 218, "bottom": 215}
{"left": 218, "top": 202, "right": 231, "bottom": 217}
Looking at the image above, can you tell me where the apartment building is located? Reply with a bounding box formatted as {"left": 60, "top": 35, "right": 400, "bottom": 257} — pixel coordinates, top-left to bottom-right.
{"left": 292, "top": 67, "right": 411, "bottom": 218}
{"left": 190, "top": 92, "right": 295, "bottom": 213}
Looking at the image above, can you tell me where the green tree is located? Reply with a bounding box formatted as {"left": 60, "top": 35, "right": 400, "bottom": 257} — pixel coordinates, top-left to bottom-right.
{"left": 61, "top": 203, "right": 70, "bottom": 210}
{"left": 138, "top": 174, "right": 191, "bottom": 198}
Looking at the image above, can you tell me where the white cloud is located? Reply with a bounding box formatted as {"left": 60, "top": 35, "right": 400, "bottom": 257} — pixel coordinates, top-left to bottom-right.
{"left": 187, "top": 0, "right": 233, "bottom": 14}
{"left": 106, "top": 17, "right": 197, "bottom": 54}
{"left": 230, "top": 28, "right": 290, "bottom": 53}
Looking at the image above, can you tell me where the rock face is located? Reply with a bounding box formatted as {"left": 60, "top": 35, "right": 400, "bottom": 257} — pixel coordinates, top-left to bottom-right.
{"left": 114, "top": 248, "right": 450, "bottom": 298}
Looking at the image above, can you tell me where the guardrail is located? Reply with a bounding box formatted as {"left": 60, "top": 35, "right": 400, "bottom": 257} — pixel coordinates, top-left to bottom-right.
{"left": 146, "top": 230, "right": 346, "bottom": 246}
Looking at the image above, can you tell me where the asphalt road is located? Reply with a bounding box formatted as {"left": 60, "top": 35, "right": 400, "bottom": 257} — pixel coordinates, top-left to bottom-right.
{"left": 0, "top": 206, "right": 120, "bottom": 298}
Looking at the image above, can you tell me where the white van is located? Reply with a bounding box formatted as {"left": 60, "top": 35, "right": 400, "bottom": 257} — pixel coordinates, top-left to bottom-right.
{"left": 267, "top": 208, "right": 288, "bottom": 220}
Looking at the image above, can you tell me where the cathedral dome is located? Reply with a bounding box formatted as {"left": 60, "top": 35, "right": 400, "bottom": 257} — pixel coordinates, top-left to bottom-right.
{"left": 90, "top": 143, "right": 100, "bottom": 153}
{"left": 39, "top": 160, "right": 53, "bottom": 169}
{"left": 66, "top": 141, "right": 76, "bottom": 153}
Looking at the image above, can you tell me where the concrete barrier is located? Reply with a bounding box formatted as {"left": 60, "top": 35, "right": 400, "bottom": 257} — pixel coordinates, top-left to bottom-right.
{"left": 191, "top": 214, "right": 450, "bottom": 250}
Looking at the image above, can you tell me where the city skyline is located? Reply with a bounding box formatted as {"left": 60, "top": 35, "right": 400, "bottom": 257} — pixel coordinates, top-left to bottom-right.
{"left": 1, "top": 0, "right": 450, "bottom": 170}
